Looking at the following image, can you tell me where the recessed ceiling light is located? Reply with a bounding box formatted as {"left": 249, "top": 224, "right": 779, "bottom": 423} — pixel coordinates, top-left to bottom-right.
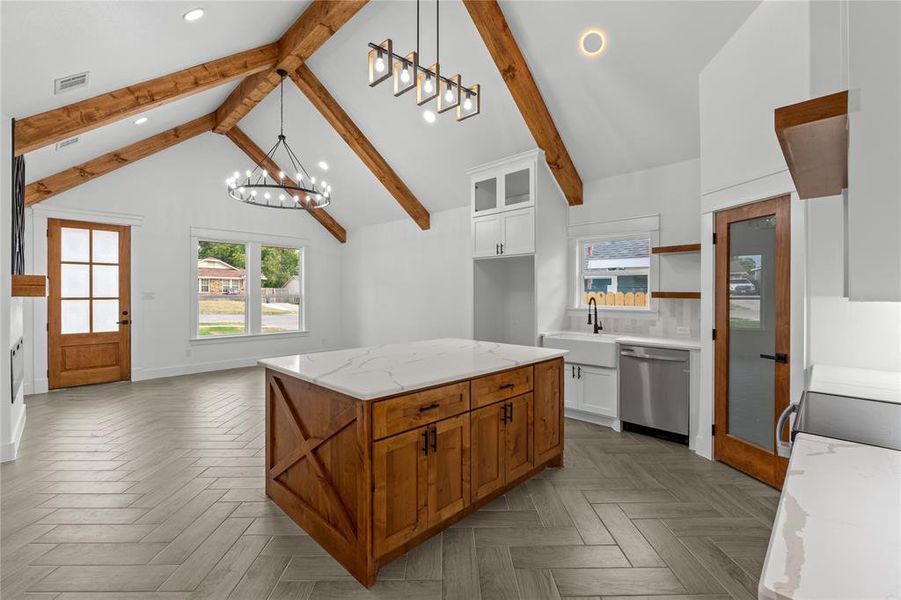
{"left": 580, "top": 29, "right": 606, "bottom": 57}
{"left": 423, "top": 110, "right": 436, "bottom": 124}
{"left": 134, "top": 116, "right": 148, "bottom": 125}
{"left": 183, "top": 8, "right": 204, "bottom": 22}
{"left": 318, "top": 161, "right": 329, "bottom": 171}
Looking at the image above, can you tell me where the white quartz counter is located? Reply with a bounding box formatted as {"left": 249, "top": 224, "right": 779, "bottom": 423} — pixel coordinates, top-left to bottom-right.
{"left": 258, "top": 338, "right": 567, "bottom": 400}
{"left": 807, "top": 364, "right": 901, "bottom": 404}
{"left": 759, "top": 433, "right": 901, "bottom": 600}
{"left": 542, "top": 331, "right": 701, "bottom": 351}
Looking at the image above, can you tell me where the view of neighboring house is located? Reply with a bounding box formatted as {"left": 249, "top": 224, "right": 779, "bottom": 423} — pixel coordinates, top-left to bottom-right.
{"left": 197, "top": 257, "right": 246, "bottom": 295}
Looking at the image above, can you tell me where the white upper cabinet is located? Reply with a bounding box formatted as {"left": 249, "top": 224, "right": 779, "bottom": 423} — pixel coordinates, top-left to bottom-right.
{"left": 469, "top": 152, "right": 541, "bottom": 258}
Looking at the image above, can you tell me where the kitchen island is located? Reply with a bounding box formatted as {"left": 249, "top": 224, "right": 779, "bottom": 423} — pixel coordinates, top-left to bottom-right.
{"left": 259, "top": 338, "right": 567, "bottom": 587}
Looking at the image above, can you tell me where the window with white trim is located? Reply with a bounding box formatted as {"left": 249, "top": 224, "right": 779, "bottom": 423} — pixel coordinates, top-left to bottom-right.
{"left": 194, "top": 239, "right": 304, "bottom": 338}
{"left": 575, "top": 235, "right": 651, "bottom": 310}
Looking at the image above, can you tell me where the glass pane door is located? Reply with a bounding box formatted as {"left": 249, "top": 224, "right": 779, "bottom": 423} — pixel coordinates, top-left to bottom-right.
{"left": 714, "top": 195, "right": 791, "bottom": 489}
{"left": 504, "top": 168, "right": 531, "bottom": 208}
{"left": 727, "top": 216, "right": 775, "bottom": 449}
{"left": 473, "top": 176, "right": 497, "bottom": 213}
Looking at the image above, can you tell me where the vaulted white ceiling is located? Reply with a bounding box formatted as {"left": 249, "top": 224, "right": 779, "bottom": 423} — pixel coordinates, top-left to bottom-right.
{"left": 1, "top": 0, "right": 758, "bottom": 231}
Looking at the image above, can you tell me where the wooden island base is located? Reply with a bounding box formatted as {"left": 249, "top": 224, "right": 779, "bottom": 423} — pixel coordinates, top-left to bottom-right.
{"left": 265, "top": 358, "right": 564, "bottom": 587}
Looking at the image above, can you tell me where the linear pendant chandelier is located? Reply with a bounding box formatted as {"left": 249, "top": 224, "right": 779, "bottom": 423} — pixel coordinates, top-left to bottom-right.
{"left": 367, "top": 0, "right": 480, "bottom": 122}
{"left": 226, "top": 70, "right": 332, "bottom": 210}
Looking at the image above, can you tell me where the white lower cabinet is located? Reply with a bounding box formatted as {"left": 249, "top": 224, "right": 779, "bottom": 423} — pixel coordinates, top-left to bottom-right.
{"left": 564, "top": 363, "right": 618, "bottom": 419}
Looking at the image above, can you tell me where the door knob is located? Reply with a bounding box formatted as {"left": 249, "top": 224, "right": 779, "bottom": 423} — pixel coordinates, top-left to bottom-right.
{"left": 116, "top": 320, "right": 131, "bottom": 325}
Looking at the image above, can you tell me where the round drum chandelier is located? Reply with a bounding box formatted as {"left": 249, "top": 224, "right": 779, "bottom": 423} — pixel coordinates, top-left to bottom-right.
{"left": 226, "top": 69, "right": 331, "bottom": 210}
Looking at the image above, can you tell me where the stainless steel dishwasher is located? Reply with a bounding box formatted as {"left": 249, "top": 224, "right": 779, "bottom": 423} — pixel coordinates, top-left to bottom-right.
{"left": 619, "top": 345, "right": 690, "bottom": 439}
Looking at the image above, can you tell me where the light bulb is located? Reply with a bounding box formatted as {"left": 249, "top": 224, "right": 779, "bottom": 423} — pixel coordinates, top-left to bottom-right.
{"left": 279, "top": 194, "right": 285, "bottom": 201}
{"left": 423, "top": 110, "right": 436, "bottom": 123}
{"left": 318, "top": 161, "right": 329, "bottom": 171}
{"left": 296, "top": 172, "right": 303, "bottom": 182}
{"left": 262, "top": 170, "right": 268, "bottom": 179}
{"left": 294, "top": 195, "right": 300, "bottom": 203}
{"left": 230, "top": 182, "right": 237, "bottom": 189}
{"left": 321, "top": 181, "right": 328, "bottom": 188}
{"left": 424, "top": 76, "right": 433, "bottom": 93}
{"left": 238, "top": 187, "right": 245, "bottom": 193}
{"left": 375, "top": 53, "right": 386, "bottom": 73}
{"left": 251, "top": 190, "right": 257, "bottom": 197}
{"left": 264, "top": 192, "right": 271, "bottom": 199}
{"left": 311, "top": 176, "right": 316, "bottom": 184}
{"left": 400, "top": 65, "right": 411, "bottom": 83}
{"left": 245, "top": 170, "right": 252, "bottom": 178}
{"left": 306, "top": 195, "right": 311, "bottom": 202}
{"left": 463, "top": 95, "right": 473, "bottom": 110}
{"left": 327, "top": 185, "right": 332, "bottom": 192}
{"left": 278, "top": 171, "right": 285, "bottom": 179}
{"left": 444, "top": 87, "right": 454, "bottom": 102}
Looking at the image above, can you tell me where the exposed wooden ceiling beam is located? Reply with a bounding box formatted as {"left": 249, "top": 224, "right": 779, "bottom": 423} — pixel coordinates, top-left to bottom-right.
{"left": 14, "top": 45, "right": 279, "bottom": 156}
{"left": 24, "top": 114, "right": 216, "bottom": 206}
{"left": 213, "top": 0, "right": 369, "bottom": 134}
{"left": 462, "top": 0, "right": 583, "bottom": 205}
{"left": 225, "top": 126, "right": 347, "bottom": 243}
{"left": 289, "top": 65, "right": 430, "bottom": 230}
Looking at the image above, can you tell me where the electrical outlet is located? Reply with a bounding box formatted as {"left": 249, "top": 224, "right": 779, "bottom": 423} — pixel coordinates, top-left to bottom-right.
{"left": 676, "top": 326, "right": 690, "bottom": 336}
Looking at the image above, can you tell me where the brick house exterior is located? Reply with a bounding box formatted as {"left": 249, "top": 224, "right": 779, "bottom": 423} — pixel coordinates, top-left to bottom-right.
{"left": 198, "top": 257, "right": 246, "bottom": 295}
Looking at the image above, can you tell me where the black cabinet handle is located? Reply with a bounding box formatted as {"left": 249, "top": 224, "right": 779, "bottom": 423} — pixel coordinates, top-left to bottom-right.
{"left": 577, "top": 366, "right": 582, "bottom": 379}
{"left": 501, "top": 402, "right": 508, "bottom": 423}
{"left": 430, "top": 427, "right": 437, "bottom": 452}
{"left": 496, "top": 243, "right": 500, "bottom": 255}
{"left": 571, "top": 365, "right": 575, "bottom": 378}
{"left": 499, "top": 383, "right": 515, "bottom": 390}
{"left": 760, "top": 353, "right": 788, "bottom": 364}
{"left": 422, "top": 430, "right": 429, "bottom": 455}
{"left": 418, "top": 402, "right": 440, "bottom": 413}
{"left": 507, "top": 401, "right": 514, "bottom": 423}
{"left": 500, "top": 242, "right": 504, "bottom": 254}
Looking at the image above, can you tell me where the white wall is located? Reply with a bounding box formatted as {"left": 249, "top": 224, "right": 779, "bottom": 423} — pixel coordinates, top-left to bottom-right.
{"left": 23, "top": 134, "right": 345, "bottom": 392}
{"left": 697, "top": 0, "right": 812, "bottom": 459}
{"left": 341, "top": 206, "right": 472, "bottom": 348}
{"left": 1, "top": 112, "right": 27, "bottom": 461}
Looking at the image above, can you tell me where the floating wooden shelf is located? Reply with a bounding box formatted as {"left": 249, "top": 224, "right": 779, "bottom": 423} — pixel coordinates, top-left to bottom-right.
{"left": 11, "top": 274, "right": 47, "bottom": 297}
{"left": 775, "top": 90, "right": 848, "bottom": 200}
{"left": 652, "top": 244, "right": 701, "bottom": 255}
{"left": 652, "top": 291, "right": 701, "bottom": 299}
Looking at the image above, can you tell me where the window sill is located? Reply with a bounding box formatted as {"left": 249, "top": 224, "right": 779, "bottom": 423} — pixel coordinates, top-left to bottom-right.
{"left": 190, "top": 330, "right": 310, "bottom": 344}
{"left": 566, "top": 307, "right": 659, "bottom": 319}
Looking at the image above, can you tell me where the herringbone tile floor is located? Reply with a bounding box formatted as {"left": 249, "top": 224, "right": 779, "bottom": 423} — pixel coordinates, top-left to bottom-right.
{"left": 0, "top": 367, "right": 778, "bottom": 599}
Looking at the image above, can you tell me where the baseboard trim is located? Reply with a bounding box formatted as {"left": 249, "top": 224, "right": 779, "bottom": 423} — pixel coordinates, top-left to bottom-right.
{"left": 565, "top": 408, "right": 621, "bottom": 432}
{"left": 1, "top": 407, "right": 26, "bottom": 462}
{"left": 132, "top": 358, "right": 261, "bottom": 381}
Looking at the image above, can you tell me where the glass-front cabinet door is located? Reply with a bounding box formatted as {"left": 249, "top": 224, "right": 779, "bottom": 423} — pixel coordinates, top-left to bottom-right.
{"left": 503, "top": 168, "right": 532, "bottom": 210}
{"left": 471, "top": 162, "right": 534, "bottom": 217}
{"left": 473, "top": 176, "right": 498, "bottom": 215}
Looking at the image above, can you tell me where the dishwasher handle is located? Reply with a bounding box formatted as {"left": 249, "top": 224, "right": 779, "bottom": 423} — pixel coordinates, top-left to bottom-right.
{"left": 620, "top": 350, "right": 687, "bottom": 363}
{"left": 775, "top": 403, "right": 798, "bottom": 458}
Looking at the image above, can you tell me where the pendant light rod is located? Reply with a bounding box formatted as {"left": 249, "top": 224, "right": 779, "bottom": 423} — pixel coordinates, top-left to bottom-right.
{"left": 436, "top": 0, "right": 439, "bottom": 66}
{"left": 366, "top": 42, "right": 478, "bottom": 96}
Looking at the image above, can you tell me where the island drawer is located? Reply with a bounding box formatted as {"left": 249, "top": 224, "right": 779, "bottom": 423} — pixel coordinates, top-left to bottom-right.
{"left": 471, "top": 365, "right": 533, "bottom": 409}
{"left": 373, "top": 382, "right": 470, "bottom": 439}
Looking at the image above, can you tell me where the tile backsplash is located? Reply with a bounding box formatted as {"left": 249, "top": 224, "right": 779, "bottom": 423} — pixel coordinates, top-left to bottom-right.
{"left": 567, "top": 299, "right": 700, "bottom": 339}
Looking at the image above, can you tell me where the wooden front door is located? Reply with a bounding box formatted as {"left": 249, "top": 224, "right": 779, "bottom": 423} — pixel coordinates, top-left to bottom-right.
{"left": 48, "top": 219, "right": 131, "bottom": 389}
{"left": 372, "top": 426, "right": 429, "bottom": 557}
{"left": 427, "top": 414, "right": 470, "bottom": 527}
{"left": 503, "top": 393, "right": 533, "bottom": 482}
{"left": 715, "top": 195, "right": 791, "bottom": 488}
{"left": 470, "top": 402, "right": 505, "bottom": 501}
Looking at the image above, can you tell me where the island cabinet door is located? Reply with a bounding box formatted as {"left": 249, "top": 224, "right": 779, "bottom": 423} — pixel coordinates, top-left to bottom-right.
{"left": 504, "top": 393, "right": 534, "bottom": 482}
{"left": 427, "top": 414, "right": 471, "bottom": 527}
{"left": 470, "top": 402, "right": 506, "bottom": 501}
{"left": 533, "top": 359, "right": 563, "bottom": 465}
{"left": 373, "top": 426, "right": 429, "bottom": 557}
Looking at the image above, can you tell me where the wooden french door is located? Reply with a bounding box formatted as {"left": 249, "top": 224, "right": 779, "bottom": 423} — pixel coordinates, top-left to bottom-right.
{"left": 714, "top": 195, "right": 790, "bottom": 488}
{"left": 48, "top": 219, "right": 131, "bottom": 389}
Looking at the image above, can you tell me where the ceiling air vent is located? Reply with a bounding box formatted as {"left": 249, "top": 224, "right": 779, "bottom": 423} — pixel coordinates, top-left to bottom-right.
{"left": 54, "top": 71, "right": 89, "bottom": 95}
{"left": 55, "top": 137, "right": 79, "bottom": 150}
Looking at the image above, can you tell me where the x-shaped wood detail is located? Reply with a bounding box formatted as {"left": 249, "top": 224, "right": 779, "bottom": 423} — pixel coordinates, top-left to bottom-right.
{"left": 269, "top": 377, "right": 358, "bottom": 538}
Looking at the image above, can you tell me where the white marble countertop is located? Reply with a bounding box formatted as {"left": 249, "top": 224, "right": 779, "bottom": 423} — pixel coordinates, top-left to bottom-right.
{"left": 807, "top": 363, "right": 901, "bottom": 404}
{"left": 542, "top": 331, "right": 701, "bottom": 351}
{"left": 258, "top": 338, "right": 567, "bottom": 400}
{"left": 759, "top": 433, "right": 901, "bottom": 600}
